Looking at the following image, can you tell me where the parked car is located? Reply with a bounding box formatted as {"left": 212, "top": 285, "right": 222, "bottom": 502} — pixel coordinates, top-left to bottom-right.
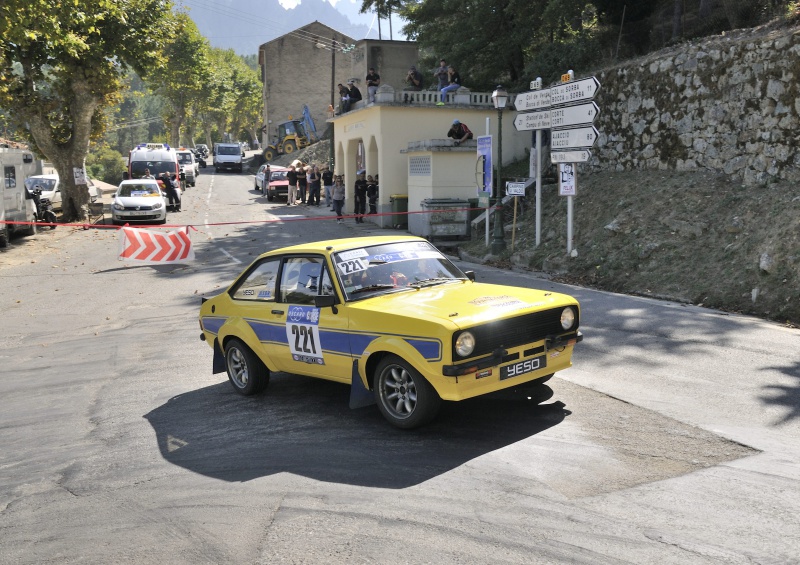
{"left": 111, "top": 179, "right": 167, "bottom": 225}
{"left": 176, "top": 149, "right": 199, "bottom": 187}
{"left": 23, "top": 174, "right": 100, "bottom": 212}
{"left": 254, "top": 164, "right": 269, "bottom": 192}
{"left": 199, "top": 236, "right": 583, "bottom": 429}
{"left": 264, "top": 167, "right": 290, "bottom": 201}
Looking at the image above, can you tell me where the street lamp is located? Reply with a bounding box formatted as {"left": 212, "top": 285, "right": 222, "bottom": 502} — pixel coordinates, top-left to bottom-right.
{"left": 491, "top": 85, "right": 508, "bottom": 254}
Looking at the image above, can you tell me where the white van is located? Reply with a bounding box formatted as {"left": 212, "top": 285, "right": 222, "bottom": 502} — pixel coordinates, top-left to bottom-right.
{"left": 213, "top": 142, "right": 245, "bottom": 173}
{"left": 23, "top": 173, "right": 101, "bottom": 212}
{"left": 126, "top": 143, "right": 182, "bottom": 192}
{"left": 0, "top": 146, "right": 38, "bottom": 247}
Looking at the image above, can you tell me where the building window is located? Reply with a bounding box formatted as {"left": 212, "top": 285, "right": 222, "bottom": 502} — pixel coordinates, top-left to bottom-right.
{"left": 409, "top": 157, "right": 431, "bottom": 176}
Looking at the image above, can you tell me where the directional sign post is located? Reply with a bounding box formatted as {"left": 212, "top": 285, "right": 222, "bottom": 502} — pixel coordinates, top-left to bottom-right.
{"left": 551, "top": 150, "right": 592, "bottom": 163}
{"left": 550, "top": 102, "right": 599, "bottom": 128}
{"left": 513, "top": 89, "right": 551, "bottom": 112}
{"left": 549, "top": 76, "right": 601, "bottom": 105}
{"left": 513, "top": 110, "right": 551, "bottom": 131}
{"left": 551, "top": 126, "right": 599, "bottom": 150}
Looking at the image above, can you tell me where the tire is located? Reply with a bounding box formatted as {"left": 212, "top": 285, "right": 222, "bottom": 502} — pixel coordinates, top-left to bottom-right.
{"left": 374, "top": 355, "right": 441, "bottom": 429}
{"left": 263, "top": 148, "right": 275, "bottom": 161}
{"left": 283, "top": 140, "right": 297, "bottom": 154}
{"left": 0, "top": 225, "right": 8, "bottom": 248}
{"left": 225, "top": 338, "right": 270, "bottom": 395}
{"left": 22, "top": 221, "right": 37, "bottom": 237}
{"left": 267, "top": 191, "right": 274, "bottom": 202}
{"left": 44, "top": 210, "right": 57, "bottom": 229}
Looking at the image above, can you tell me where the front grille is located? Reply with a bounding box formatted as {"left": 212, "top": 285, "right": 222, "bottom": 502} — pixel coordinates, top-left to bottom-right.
{"left": 453, "top": 308, "right": 576, "bottom": 360}
{"left": 121, "top": 205, "right": 158, "bottom": 211}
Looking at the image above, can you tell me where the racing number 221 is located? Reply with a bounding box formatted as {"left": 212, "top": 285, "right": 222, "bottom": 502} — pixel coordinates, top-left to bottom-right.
{"left": 291, "top": 324, "right": 317, "bottom": 354}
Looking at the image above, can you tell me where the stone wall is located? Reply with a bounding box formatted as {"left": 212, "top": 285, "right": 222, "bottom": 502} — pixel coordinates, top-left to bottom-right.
{"left": 588, "top": 23, "right": 800, "bottom": 185}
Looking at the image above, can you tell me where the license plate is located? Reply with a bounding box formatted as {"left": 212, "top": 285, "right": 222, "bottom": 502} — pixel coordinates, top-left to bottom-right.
{"left": 130, "top": 210, "right": 150, "bottom": 216}
{"left": 500, "top": 355, "right": 546, "bottom": 380}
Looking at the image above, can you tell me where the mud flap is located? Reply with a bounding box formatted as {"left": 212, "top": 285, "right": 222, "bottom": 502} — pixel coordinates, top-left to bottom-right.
{"left": 349, "top": 361, "right": 375, "bottom": 409}
{"left": 212, "top": 340, "right": 226, "bottom": 374}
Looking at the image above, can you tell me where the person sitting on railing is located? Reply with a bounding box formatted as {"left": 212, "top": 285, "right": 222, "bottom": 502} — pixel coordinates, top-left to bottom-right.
{"left": 437, "top": 65, "right": 462, "bottom": 105}
{"left": 402, "top": 65, "right": 423, "bottom": 103}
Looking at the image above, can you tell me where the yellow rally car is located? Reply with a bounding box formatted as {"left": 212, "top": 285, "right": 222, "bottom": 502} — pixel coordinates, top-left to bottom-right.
{"left": 199, "top": 236, "right": 582, "bottom": 429}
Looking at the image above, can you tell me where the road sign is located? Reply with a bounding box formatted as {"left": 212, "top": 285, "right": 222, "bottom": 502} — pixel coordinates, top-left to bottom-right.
{"left": 551, "top": 150, "right": 592, "bottom": 163}
{"left": 550, "top": 102, "right": 599, "bottom": 128}
{"left": 551, "top": 126, "right": 599, "bottom": 149}
{"left": 558, "top": 164, "right": 577, "bottom": 196}
{"left": 514, "top": 110, "right": 551, "bottom": 131}
{"left": 514, "top": 89, "right": 551, "bottom": 111}
{"left": 506, "top": 182, "right": 526, "bottom": 196}
{"left": 550, "top": 76, "right": 601, "bottom": 106}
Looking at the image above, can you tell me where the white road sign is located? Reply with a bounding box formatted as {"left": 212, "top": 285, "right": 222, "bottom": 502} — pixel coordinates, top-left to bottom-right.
{"left": 550, "top": 102, "right": 599, "bottom": 128}
{"left": 558, "top": 164, "right": 577, "bottom": 196}
{"left": 551, "top": 126, "right": 599, "bottom": 149}
{"left": 506, "top": 182, "right": 526, "bottom": 196}
{"left": 513, "top": 110, "right": 551, "bottom": 131}
{"left": 513, "top": 89, "right": 551, "bottom": 111}
{"left": 551, "top": 150, "right": 592, "bottom": 163}
{"left": 550, "top": 76, "right": 601, "bottom": 106}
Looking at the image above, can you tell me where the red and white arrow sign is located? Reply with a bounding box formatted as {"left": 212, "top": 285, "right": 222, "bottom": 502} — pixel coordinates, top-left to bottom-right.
{"left": 118, "top": 227, "right": 195, "bottom": 263}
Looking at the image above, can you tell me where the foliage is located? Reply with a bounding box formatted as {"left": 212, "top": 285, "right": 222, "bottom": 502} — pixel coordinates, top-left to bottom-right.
{"left": 0, "top": 0, "right": 174, "bottom": 221}
{"left": 85, "top": 144, "right": 126, "bottom": 185}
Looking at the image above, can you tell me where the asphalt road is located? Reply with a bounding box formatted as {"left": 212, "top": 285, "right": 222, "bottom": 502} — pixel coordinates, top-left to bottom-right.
{"left": 1, "top": 166, "right": 798, "bottom": 564}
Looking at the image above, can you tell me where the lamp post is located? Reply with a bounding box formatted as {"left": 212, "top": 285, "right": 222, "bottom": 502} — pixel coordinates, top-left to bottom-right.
{"left": 491, "top": 85, "right": 508, "bottom": 254}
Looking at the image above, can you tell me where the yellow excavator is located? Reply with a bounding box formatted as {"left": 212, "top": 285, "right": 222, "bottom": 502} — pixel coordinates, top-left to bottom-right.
{"left": 262, "top": 106, "right": 319, "bottom": 161}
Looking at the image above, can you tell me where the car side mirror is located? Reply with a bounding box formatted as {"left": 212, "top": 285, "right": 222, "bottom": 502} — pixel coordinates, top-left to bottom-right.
{"left": 464, "top": 270, "right": 476, "bottom": 281}
{"left": 314, "top": 294, "right": 338, "bottom": 308}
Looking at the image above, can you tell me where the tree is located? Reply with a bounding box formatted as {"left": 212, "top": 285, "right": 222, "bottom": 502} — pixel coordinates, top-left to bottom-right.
{"left": 0, "top": 0, "right": 174, "bottom": 221}
{"left": 147, "top": 13, "right": 210, "bottom": 147}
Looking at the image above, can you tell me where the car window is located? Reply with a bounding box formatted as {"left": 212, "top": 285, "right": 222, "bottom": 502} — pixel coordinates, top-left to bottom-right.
{"left": 279, "top": 257, "right": 328, "bottom": 305}
{"left": 271, "top": 172, "right": 287, "bottom": 181}
{"left": 231, "top": 258, "right": 279, "bottom": 302}
{"left": 118, "top": 183, "right": 160, "bottom": 197}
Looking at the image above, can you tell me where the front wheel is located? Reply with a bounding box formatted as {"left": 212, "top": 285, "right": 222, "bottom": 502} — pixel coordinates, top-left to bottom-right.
{"left": 263, "top": 148, "right": 275, "bottom": 161}
{"left": 283, "top": 140, "right": 297, "bottom": 154}
{"left": 43, "top": 210, "right": 57, "bottom": 229}
{"left": 225, "top": 338, "right": 270, "bottom": 395}
{"left": 374, "top": 355, "right": 440, "bottom": 429}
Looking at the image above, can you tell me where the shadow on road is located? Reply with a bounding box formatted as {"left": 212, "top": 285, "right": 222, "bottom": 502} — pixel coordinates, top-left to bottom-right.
{"left": 144, "top": 375, "right": 568, "bottom": 487}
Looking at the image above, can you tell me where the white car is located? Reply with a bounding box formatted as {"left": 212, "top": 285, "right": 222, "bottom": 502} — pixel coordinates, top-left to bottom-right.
{"left": 255, "top": 164, "right": 271, "bottom": 192}
{"left": 176, "top": 150, "right": 199, "bottom": 187}
{"left": 24, "top": 174, "right": 100, "bottom": 212}
{"left": 111, "top": 179, "right": 167, "bottom": 225}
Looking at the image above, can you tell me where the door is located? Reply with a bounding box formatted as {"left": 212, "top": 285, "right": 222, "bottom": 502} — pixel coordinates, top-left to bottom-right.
{"left": 270, "top": 256, "right": 352, "bottom": 382}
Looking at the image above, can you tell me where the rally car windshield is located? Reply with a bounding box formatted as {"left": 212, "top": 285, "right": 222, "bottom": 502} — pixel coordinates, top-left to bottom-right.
{"left": 333, "top": 240, "right": 465, "bottom": 301}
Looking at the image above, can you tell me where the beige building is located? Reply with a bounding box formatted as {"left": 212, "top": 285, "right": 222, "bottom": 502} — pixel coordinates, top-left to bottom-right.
{"left": 329, "top": 87, "right": 530, "bottom": 233}
{"left": 258, "top": 22, "right": 420, "bottom": 147}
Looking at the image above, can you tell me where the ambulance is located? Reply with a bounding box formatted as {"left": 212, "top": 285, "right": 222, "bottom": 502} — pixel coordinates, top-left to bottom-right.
{"left": 125, "top": 143, "right": 183, "bottom": 191}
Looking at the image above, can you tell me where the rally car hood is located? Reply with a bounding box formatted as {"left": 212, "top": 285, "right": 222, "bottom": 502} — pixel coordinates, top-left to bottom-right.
{"left": 348, "top": 281, "right": 576, "bottom": 329}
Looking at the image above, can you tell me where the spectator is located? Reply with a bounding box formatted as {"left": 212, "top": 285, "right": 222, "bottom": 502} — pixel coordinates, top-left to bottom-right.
{"left": 366, "top": 67, "right": 381, "bottom": 103}
{"left": 332, "top": 175, "right": 346, "bottom": 224}
{"left": 322, "top": 165, "right": 334, "bottom": 209}
{"left": 447, "top": 119, "right": 473, "bottom": 145}
{"left": 160, "top": 172, "right": 180, "bottom": 211}
{"left": 367, "top": 175, "right": 378, "bottom": 215}
{"left": 433, "top": 59, "right": 448, "bottom": 91}
{"left": 437, "top": 65, "right": 462, "bottom": 105}
{"left": 296, "top": 164, "right": 308, "bottom": 204}
{"left": 308, "top": 165, "right": 322, "bottom": 206}
{"left": 338, "top": 83, "right": 350, "bottom": 114}
{"left": 286, "top": 165, "right": 298, "bottom": 205}
{"left": 403, "top": 65, "right": 423, "bottom": 102}
{"left": 261, "top": 164, "right": 271, "bottom": 196}
{"left": 347, "top": 80, "right": 362, "bottom": 108}
{"left": 354, "top": 172, "right": 367, "bottom": 223}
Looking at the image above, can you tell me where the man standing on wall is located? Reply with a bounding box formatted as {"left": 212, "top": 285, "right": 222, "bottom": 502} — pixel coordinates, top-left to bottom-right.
{"left": 366, "top": 67, "right": 381, "bottom": 104}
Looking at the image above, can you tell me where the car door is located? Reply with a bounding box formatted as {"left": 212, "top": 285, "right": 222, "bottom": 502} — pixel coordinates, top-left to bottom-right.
{"left": 269, "top": 255, "right": 352, "bottom": 382}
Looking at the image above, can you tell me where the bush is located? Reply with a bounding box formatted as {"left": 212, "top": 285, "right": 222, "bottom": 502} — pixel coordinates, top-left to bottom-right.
{"left": 86, "top": 146, "right": 127, "bottom": 185}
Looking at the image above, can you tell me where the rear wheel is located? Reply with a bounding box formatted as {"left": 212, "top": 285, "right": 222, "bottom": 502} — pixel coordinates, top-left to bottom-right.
{"left": 225, "top": 338, "right": 270, "bottom": 395}
{"left": 283, "top": 140, "right": 297, "bottom": 154}
{"left": 22, "top": 221, "right": 37, "bottom": 236}
{"left": 374, "top": 355, "right": 441, "bottom": 429}
{"left": 0, "top": 225, "right": 10, "bottom": 248}
{"left": 263, "top": 148, "right": 275, "bottom": 161}
{"left": 43, "top": 210, "right": 57, "bottom": 229}
{"left": 267, "top": 191, "right": 274, "bottom": 202}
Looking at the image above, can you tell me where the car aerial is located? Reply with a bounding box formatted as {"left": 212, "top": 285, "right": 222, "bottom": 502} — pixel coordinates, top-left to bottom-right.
{"left": 199, "top": 236, "right": 583, "bottom": 429}
{"left": 176, "top": 149, "right": 199, "bottom": 187}
{"left": 264, "top": 167, "right": 289, "bottom": 201}
{"left": 23, "top": 174, "right": 100, "bottom": 212}
{"left": 111, "top": 179, "right": 167, "bottom": 225}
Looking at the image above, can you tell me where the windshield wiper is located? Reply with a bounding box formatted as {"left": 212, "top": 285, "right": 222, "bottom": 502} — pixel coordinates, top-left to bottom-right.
{"left": 349, "top": 284, "right": 397, "bottom": 295}
{"left": 407, "top": 277, "right": 457, "bottom": 288}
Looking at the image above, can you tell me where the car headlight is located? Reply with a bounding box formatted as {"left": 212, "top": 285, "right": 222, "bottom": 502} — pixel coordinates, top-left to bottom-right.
{"left": 152, "top": 201, "right": 163, "bottom": 210}
{"left": 560, "top": 307, "right": 577, "bottom": 330}
{"left": 455, "top": 331, "right": 475, "bottom": 357}
{"left": 112, "top": 202, "right": 124, "bottom": 210}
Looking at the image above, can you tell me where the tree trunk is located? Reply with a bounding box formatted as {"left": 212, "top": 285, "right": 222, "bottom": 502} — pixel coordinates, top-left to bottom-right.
{"left": 699, "top": 0, "right": 714, "bottom": 20}
{"left": 672, "top": 0, "right": 684, "bottom": 41}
